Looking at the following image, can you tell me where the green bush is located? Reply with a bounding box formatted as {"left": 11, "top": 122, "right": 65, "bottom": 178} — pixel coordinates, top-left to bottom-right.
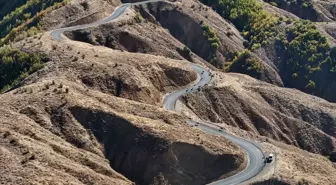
{"left": 183, "top": 46, "right": 191, "bottom": 55}
{"left": 134, "top": 13, "right": 144, "bottom": 23}
{"left": 0, "top": 46, "right": 47, "bottom": 92}
{"left": 305, "top": 80, "right": 315, "bottom": 89}
{"left": 292, "top": 73, "right": 299, "bottom": 79}
{"left": 201, "top": 25, "right": 220, "bottom": 48}
{"left": 225, "top": 50, "right": 264, "bottom": 78}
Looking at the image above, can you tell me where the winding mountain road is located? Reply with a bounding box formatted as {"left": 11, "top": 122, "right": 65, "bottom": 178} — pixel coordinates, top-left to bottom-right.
{"left": 51, "top": 2, "right": 266, "bottom": 184}
{"left": 163, "top": 64, "right": 265, "bottom": 185}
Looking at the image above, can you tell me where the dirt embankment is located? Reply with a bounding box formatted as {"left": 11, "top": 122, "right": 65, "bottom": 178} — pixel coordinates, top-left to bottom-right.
{"left": 182, "top": 72, "right": 336, "bottom": 156}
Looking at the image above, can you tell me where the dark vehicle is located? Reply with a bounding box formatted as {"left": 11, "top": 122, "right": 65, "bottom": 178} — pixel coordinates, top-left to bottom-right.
{"left": 266, "top": 154, "right": 274, "bottom": 163}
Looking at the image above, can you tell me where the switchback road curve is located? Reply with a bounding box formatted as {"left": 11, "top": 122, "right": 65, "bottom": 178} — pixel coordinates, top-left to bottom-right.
{"left": 163, "top": 64, "right": 265, "bottom": 185}
{"left": 51, "top": 2, "right": 266, "bottom": 184}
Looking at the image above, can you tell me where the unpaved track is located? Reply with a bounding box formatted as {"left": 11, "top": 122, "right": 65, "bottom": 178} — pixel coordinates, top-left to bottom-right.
{"left": 51, "top": 2, "right": 267, "bottom": 184}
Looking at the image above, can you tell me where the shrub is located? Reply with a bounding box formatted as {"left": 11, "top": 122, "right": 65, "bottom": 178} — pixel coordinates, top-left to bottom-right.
{"left": 80, "top": 1, "right": 89, "bottom": 10}
{"left": 292, "top": 73, "right": 299, "bottom": 79}
{"left": 201, "top": 25, "right": 220, "bottom": 66}
{"left": 183, "top": 46, "right": 191, "bottom": 55}
{"left": 225, "top": 50, "right": 264, "bottom": 78}
{"left": 251, "top": 43, "right": 261, "bottom": 51}
{"left": 305, "top": 80, "right": 315, "bottom": 89}
{"left": 211, "top": 42, "right": 219, "bottom": 50}
{"left": 226, "top": 31, "right": 233, "bottom": 37}
{"left": 134, "top": 13, "right": 144, "bottom": 23}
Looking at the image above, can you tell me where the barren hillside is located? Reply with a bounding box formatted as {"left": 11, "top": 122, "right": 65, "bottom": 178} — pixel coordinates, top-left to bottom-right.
{"left": 0, "top": 0, "right": 336, "bottom": 184}
{"left": 0, "top": 32, "right": 246, "bottom": 185}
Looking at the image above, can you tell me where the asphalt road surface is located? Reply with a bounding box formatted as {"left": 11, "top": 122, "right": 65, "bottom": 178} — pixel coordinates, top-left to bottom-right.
{"left": 51, "top": 2, "right": 266, "bottom": 184}
{"left": 163, "top": 64, "right": 265, "bottom": 185}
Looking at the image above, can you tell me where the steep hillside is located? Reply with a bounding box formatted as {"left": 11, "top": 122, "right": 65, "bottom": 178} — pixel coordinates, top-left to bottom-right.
{"left": 197, "top": 0, "right": 336, "bottom": 102}
{"left": 1, "top": 0, "right": 336, "bottom": 184}
{"left": 0, "top": 30, "right": 247, "bottom": 185}
{"left": 264, "top": 0, "right": 336, "bottom": 21}
{"left": 182, "top": 72, "right": 336, "bottom": 156}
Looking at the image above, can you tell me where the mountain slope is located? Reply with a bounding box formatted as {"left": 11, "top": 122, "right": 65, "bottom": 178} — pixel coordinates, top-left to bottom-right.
{"left": 0, "top": 0, "right": 336, "bottom": 184}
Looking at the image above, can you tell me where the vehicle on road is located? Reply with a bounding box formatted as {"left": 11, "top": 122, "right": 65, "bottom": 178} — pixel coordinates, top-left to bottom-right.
{"left": 219, "top": 127, "right": 224, "bottom": 132}
{"left": 266, "top": 153, "right": 274, "bottom": 163}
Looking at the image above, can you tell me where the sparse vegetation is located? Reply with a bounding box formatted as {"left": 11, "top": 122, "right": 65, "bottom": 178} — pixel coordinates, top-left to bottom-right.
{"left": 178, "top": 46, "right": 193, "bottom": 61}
{"left": 305, "top": 80, "right": 316, "bottom": 89}
{"left": 0, "top": 0, "right": 70, "bottom": 46}
{"left": 201, "top": 24, "right": 220, "bottom": 67}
